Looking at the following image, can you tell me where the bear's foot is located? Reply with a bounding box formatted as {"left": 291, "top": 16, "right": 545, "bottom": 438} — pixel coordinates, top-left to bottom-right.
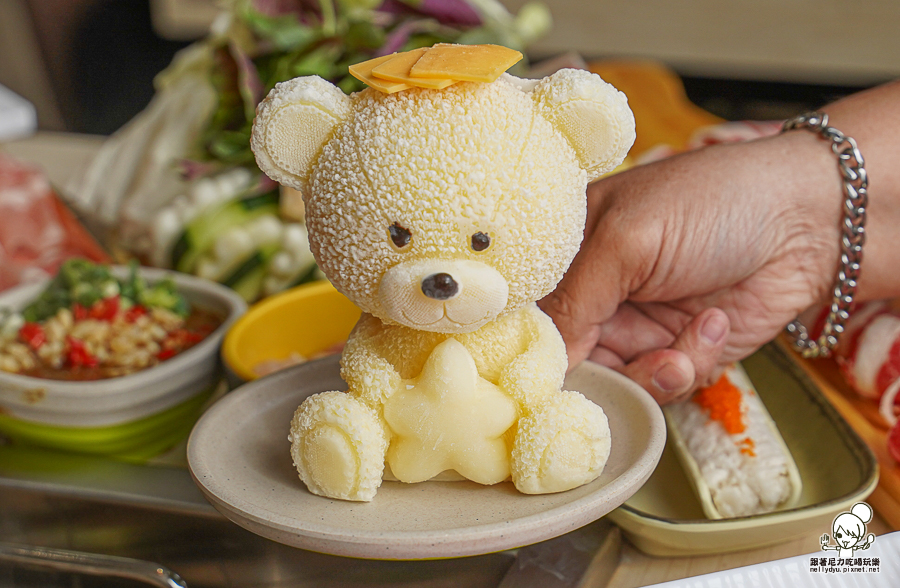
{"left": 511, "top": 390, "right": 611, "bottom": 494}
{"left": 290, "top": 391, "right": 389, "bottom": 502}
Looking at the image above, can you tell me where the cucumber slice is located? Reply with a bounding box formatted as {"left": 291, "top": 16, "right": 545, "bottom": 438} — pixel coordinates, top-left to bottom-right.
{"left": 171, "top": 191, "right": 279, "bottom": 273}
{"left": 229, "top": 265, "right": 267, "bottom": 302}
{"left": 221, "top": 244, "right": 280, "bottom": 302}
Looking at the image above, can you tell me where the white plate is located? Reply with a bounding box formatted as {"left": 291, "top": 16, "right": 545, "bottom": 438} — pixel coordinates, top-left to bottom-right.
{"left": 187, "top": 355, "right": 665, "bottom": 559}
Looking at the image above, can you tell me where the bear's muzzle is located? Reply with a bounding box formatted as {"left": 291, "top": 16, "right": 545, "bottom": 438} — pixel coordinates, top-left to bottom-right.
{"left": 379, "top": 259, "right": 509, "bottom": 334}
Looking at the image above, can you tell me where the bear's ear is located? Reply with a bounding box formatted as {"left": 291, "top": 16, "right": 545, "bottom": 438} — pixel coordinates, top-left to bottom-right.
{"left": 251, "top": 76, "right": 351, "bottom": 192}
{"left": 532, "top": 69, "right": 636, "bottom": 182}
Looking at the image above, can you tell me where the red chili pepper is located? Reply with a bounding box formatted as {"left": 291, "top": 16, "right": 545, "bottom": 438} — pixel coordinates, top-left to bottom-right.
{"left": 195, "top": 323, "right": 216, "bottom": 337}
{"left": 157, "top": 348, "right": 177, "bottom": 361}
{"left": 185, "top": 331, "right": 205, "bottom": 344}
{"left": 169, "top": 328, "right": 187, "bottom": 341}
{"left": 165, "top": 329, "right": 202, "bottom": 349}
{"left": 124, "top": 304, "right": 147, "bottom": 322}
{"left": 89, "top": 296, "right": 120, "bottom": 322}
{"left": 19, "top": 322, "right": 46, "bottom": 349}
{"left": 66, "top": 336, "right": 98, "bottom": 368}
{"left": 181, "top": 328, "right": 206, "bottom": 344}
{"left": 73, "top": 303, "right": 89, "bottom": 321}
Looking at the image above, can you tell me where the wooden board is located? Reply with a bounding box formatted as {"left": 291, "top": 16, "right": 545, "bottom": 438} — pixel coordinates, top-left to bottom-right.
{"left": 777, "top": 337, "right": 900, "bottom": 529}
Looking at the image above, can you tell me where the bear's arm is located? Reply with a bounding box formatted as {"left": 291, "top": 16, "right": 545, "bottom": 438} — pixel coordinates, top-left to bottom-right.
{"left": 497, "top": 303, "right": 569, "bottom": 410}
{"left": 339, "top": 313, "right": 404, "bottom": 409}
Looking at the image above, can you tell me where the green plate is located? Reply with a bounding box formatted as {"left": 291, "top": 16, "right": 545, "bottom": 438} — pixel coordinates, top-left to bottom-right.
{"left": 608, "top": 343, "right": 879, "bottom": 556}
{"left": 0, "top": 384, "right": 216, "bottom": 462}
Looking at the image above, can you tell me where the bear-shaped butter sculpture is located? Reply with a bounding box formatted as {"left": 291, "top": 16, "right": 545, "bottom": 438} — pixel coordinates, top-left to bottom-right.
{"left": 251, "top": 58, "right": 635, "bottom": 502}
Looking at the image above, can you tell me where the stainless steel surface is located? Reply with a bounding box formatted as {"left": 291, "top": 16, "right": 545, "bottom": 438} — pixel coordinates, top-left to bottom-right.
{"left": 0, "top": 444, "right": 517, "bottom": 587}
{"left": 0, "top": 445, "right": 216, "bottom": 517}
{"left": 782, "top": 111, "right": 868, "bottom": 359}
{"left": 0, "top": 543, "right": 187, "bottom": 587}
{"left": 498, "top": 522, "right": 621, "bottom": 588}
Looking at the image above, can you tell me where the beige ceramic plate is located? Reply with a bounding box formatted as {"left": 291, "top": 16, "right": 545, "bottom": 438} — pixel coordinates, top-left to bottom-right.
{"left": 187, "top": 355, "right": 665, "bottom": 560}
{"left": 608, "top": 343, "right": 879, "bottom": 557}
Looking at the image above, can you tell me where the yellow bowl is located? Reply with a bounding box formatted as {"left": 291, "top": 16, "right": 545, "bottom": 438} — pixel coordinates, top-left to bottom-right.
{"left": 221, "top": 281, "right": 361, "bottom": 386}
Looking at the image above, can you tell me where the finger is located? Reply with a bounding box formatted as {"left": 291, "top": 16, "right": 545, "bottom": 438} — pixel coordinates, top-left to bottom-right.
{"left": 540, "top": 242, "right": 627, "bottom": 368}
{"left": 670, "top": 307, "right": 731, "bottom": 388}
{"left": 620, "top": 348, "right": 697, "bottom": 405}
{"left": 595, "top": 303, "right": 680, "bottom": 362}
{"left": 587, "top": 346, "right": 625, "bottom": 369}
{"left": 541, "top": 218, "right": 643, "bottom": 368}
{"left": 630, "top": 300, "right": 694, "bottom": 336}
{"left": 540, "top": 177, "right": 654, "bottom": 368}
{"left": 619, "top": 308, "right": 731, "bottom": 404}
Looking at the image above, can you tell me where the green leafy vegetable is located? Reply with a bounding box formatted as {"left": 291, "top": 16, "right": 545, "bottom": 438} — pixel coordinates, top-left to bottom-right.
{"left": 138, "top": 277, "right": 191, "bottom": 317}
{"left": 21, "top": 260, "right": 191, "bottom": 321}
{"left": 22, "top": 275, "right": 71, "bottom": 323}
{"left": 182, "top": 0, "right": 550, "bottom": 169}
{"left": 23, "top": 259, "right": 118, "bottom": 321}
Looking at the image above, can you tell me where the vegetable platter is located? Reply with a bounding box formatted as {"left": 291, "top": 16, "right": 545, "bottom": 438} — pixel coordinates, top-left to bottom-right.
{"left": 65, "top": 0, "right": 552, "bottom": 302}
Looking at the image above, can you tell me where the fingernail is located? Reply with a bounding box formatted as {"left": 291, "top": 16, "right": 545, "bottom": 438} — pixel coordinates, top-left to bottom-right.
{"left": 653, "top": 362, "right": 688, "bottom": 393}
{"left": 701, "top": 313, "right": 728, "bottom": 344}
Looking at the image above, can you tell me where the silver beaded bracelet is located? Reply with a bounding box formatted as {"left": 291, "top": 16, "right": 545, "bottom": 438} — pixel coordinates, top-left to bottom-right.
{"left": 781, "top": 111, "right": 868, "bottom": 359}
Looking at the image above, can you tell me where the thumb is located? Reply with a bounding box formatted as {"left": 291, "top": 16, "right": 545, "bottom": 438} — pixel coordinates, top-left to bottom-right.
{"left": 617, "top": 308, "right": 730, "bottom": 404}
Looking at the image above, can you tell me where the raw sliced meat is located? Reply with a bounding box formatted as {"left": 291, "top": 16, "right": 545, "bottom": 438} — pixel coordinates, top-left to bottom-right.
{"left": 0, "top": 154, "right": 109, "bottom": 291}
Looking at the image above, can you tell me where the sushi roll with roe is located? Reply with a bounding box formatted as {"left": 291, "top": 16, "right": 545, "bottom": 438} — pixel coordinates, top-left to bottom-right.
{"left": 664, "top": 364, "right": 802, "bottom": 519}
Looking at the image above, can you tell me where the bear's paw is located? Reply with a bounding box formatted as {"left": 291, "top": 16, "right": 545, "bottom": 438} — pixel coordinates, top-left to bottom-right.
{"left": 511, "top": 390, "right": 611, "bottom": 494}
{"left": 290, "top": 390, "right": 388, "bottom": 502}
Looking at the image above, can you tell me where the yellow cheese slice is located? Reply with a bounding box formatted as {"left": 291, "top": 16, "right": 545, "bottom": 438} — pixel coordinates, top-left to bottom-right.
{"left": 349, "top": 54, "right": 411, "bottom": 94}
{"left": 409, "top": 44, "right": 523, "bottom": 83}
{"left": 371, "top": 48, "right": 457, "bottom": 90}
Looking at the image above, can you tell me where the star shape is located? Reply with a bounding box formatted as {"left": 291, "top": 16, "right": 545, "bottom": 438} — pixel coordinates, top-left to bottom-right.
{"left": 383, "top": 338, "right": 517, "bottom": 485}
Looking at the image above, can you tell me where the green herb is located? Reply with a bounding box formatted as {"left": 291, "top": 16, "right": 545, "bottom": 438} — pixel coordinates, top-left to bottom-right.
{"left": 138, "top": 277, "right": 191, "bottom": 317}
{"left": 21, "top": 260, "right": 191, "bottom": 322}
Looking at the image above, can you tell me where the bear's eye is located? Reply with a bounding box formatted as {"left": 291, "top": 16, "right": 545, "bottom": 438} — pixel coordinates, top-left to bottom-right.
{"left": 389, "top": 222, "right": 412, "bottom": 249}
{"left": 471, "top": 231, "right": 491, "bottom": 252}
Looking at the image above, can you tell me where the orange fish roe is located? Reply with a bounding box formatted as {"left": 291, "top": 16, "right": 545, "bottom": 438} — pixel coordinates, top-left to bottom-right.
{"left": 739, "top": 437, "right": 756, "bottom": 457}
{"left": 693, "top": 373, "right": 746, "bottom": 435}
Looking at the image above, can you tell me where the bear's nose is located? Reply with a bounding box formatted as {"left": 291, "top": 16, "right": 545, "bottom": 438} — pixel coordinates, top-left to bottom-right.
{"left": 421, "top": 273, "right": 459, "bottom": 300}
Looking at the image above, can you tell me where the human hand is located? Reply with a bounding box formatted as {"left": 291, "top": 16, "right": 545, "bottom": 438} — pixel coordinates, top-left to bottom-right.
{"left": 541, "top": 132, "right": 842, "bottom": 404}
